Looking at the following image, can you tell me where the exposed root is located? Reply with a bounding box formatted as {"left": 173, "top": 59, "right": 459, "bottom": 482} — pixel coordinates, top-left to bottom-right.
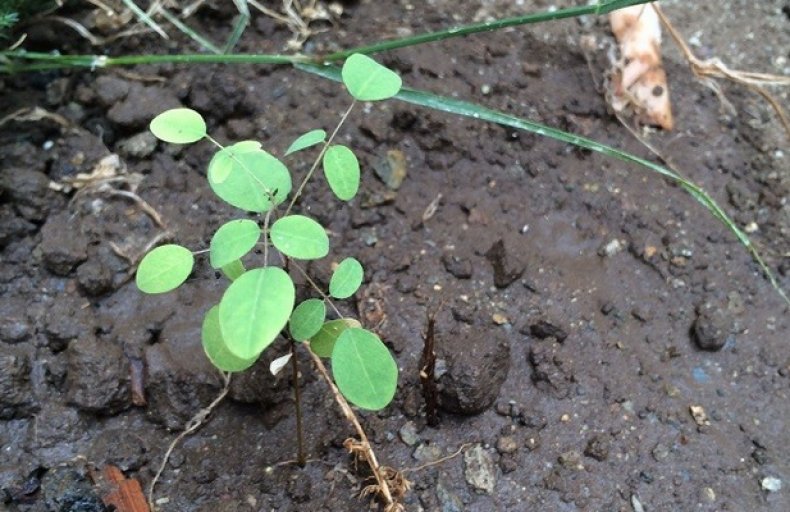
{"left": 147, "top": 372, "right": 231, "bottom": 512}
{"left": 306, "top": 345, "right": 403, "bottom": 510}
{"left": 652, "top": 4, "right": 790, "bottom": 140}
{"left": 402, "top": 442, "right": 472, "bottom": 474}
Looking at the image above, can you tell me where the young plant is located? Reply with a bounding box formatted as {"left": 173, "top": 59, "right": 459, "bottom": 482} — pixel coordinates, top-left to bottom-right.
{"left": 136, "top": 54, "right": 401, "bottom": 431}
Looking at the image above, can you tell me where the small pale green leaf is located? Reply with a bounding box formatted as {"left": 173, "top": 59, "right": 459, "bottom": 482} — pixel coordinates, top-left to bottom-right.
{"left": 323, "top": 145, "right": 360, "bottom": 201}
{"left": 270, "top": 215, "right": 329, "bottom": 260}
{"left": 341, "top": 53, "right": 402, "bottom": 102}
{"left": 136, "top": 244, "right": 194, "bottom": 294}
{"left": 210, "top": 219, "right": 261, "bottom": 268}
{"left": 208, "top": 140, "right": 261, "bottom": 184}
{"left": 219, "top": 267, "right": 295, "bottom": 359}
{"left": 332, "top": 328, "right": 398, "bottom": 410}
{"left": 289, "top": 299, "right": 326, "bottom": 341}
{"left": 208, "top": 148, "right": 291, "bottom": 212}
{"left": 329, "top": 257, "right": 363, "bottom": 299}
{"left": 149, "top": 108, "right": 206, "bottom": 144}
{"left": 309, "top": 318, "right": 361, "bottom": 357}
{"left": 220, "top": 260, "right": 246, "bottom": 281}
{"left": 202, "top": 305, "right": 257, "bottom": 372}
{"left": 285, "top": 129, "right": 326, "bottom": 156}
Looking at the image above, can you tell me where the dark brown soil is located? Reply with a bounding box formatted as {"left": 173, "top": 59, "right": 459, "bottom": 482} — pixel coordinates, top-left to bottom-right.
{"left": 1, "top": 1, "right": 789, "bottom": 511}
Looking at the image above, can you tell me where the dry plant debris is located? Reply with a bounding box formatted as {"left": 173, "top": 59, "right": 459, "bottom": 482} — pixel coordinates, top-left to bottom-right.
{"left": 608, "top": 3, "right": 673, "bottom": 130}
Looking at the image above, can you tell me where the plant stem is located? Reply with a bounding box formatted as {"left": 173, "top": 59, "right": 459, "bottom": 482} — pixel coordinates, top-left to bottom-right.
{"left": 305, "top": 344, "right": 394, "bottom": 507}
{"left": 290, "top": 338, "right": 306, "bottom": 467}
{"left": 284, "top": 100, "right": 356, "bottom": 216}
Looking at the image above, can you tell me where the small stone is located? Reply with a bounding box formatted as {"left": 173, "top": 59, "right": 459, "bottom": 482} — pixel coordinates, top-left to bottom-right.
{"left": 652, "top": 443, "right": 669, "bottom": 461}
{"left": 485, "top": 239, "right": 525, "bottom": 288}
{"left": 116, "top": 131, "right": 158, "bottom": 159}
{"left": 598, "top": 239, "right": 623, "bottom": 257}
{"left": 0, "top": 348, "right": 37, "bottom": 419}
{"left": 558, "top": 450, "right": 583, "bottom": 470}
{"left": 761, "top": 476, "right": 782, "bottom": 492}
{"left": 700, "top": 487, "right": 716, "bottom": 503}
{"left": 584, "top": 434, "right": 610, "bottom": 461}
{"left": 464, "top": 444, "right": 496, "bottom": 494}
{"left": 491, "top": 313, "right": 509, "bottom": 325}
{"left": 528, "top": 319, "right": 568, "bottom": 342}
{"left": 692, "top": 299, "right": 734, "bottom": 351}
{"left": 496, "top": 436, "right": 518, "bottom": 455}
{"left": 524, "top": 433, "right": 541, "bottom": 451}
{"left": 373, "top": 149, "right": 408, "bottom": 190}
{"left": 689, "top": 405, "right": 709, "bottom": 426}
{"left": 413, "top": 443, "right": 442, "bottom": 463}
{"left": 398, "top": 421, "right": 419, "bottom": 447}
{"left": 441, "top": 254, "right": 472, "bottom": 279}
{"left": 95, "top": 75, "right": 131, "bottom": 107}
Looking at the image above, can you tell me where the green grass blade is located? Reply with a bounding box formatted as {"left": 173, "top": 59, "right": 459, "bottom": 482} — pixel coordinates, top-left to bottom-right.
{"left": 156, "top": 6, "right": 222, "bottom": 55}
{"left": 297, "top": 62, "right": 788, "bottom": 304}
{"left": 319, "top": 0, "right": 654, "bottom": 62}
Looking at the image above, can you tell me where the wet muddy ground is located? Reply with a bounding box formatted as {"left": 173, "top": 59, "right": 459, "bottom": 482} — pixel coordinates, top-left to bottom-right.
{"left": 1, "top": 1, "right": 789, "bottom": 511}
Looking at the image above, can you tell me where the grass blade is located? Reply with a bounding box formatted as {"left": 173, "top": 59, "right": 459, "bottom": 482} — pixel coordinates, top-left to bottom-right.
{"left": 298, "top": 62, "right": 788, "bottom": 304}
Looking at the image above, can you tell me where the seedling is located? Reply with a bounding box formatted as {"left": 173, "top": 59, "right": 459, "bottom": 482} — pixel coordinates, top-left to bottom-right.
{"left": 136, "top": 53, "right": 405, "bottom": 508}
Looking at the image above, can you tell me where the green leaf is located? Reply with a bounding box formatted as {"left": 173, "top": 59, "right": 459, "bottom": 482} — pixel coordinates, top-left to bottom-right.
{"left": 332, "top": 328, "right": 398, "bottom": 410}
{"left": 220, "top": 259, "right": 246, "bottom": 281}
{"left": 309, "top": 318, "right": 360, "bottom": 357}
{"left": 270, "top": 214, "right": 329, "bottom": 260}
{"left": 329, "top": 257, "right": 363, "bottom": 299}
{"left": 208, "top": 140, "right": 262, "bottom": 184}
{"left": 149, "top": 108, "right": 206, "bottom": 144}
{"left": 219, "top": 267, "right": 295, "bottom": 359}
{"left": 136, "top": 244, "right": 194, "bottom": 294}
{"left": 208, "top": 147, "right": 291, "bottom": 212}
{"left": 341, "top": 53, "right": 402, "bottom": 101}
{"left": 323, "top": 145, "right": 360, "bottom": 201}
{"left": 202, "top": 305, "right": 257, "bottom": 372}
{"left": 285, "top": 129, "right": 326, "bottom": 156}
{"left": 289, "top": 299, "right": 326, "bottom": 341}
{"left": 210, "top": 219, "right": 261, "bottom": 268}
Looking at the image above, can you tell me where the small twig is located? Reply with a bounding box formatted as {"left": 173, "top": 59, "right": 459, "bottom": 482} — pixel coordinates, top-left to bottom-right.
{"left": 419, "top": 305, "right": 441, "bottom": 427}
{"left": 290, "top": 337, "right": 306, "bottom": 466}
{"left": 402, "top": 442, "right": 472, "bottom": 474}
{"left": 305, "top": 345, "right": 395, "bottom": 507}
{"left": 108, "top": 190, "right": 167, "bottom": 229}
{"left": 652, "top": 4, "right": 790, "bottom": 140}
{"left": 147, "top": 372, "right": 231, "bottom": 511}
{"left": 289, "top": 260, "right": 343, "bottom": 318}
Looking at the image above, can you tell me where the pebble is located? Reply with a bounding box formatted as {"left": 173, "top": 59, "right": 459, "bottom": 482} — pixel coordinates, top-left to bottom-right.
{"left": 116, "top": 131, "right": 158, "bottom": 159}
{"left": 700, "top": 486, "right": 716, "bottom": 503}
{"left": 652, "top": 443, "right": 669, "bottom": 461}
{"left": 693, "top": 300, "right": 734, "bottom": 351}
{"left": 398, "top": 421, "right": 419, "bottom": 446}
{"left": 441, "top": 253, "right": 472, "bottom": 279}
{"left": 464, "top": 444, "right": 496, "bottom": 494}
{"left": 558, "top": 450, "right": 583, "bottom": 470}
{"left": 373, "top": 149, "right": 408, "bottom": 190}
{"left": 496, "top": 435, "right": 518, "bottom": 455}
{"left": 584, "top": 434, "right": 610, "bottom": 461}
{"left": 761, "top": 476, "right": 782, "bottom": 492}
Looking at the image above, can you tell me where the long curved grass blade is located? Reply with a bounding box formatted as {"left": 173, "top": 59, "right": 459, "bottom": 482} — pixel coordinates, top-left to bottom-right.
{"left": 297, "top": 62, "right": 788, "bottom": 304}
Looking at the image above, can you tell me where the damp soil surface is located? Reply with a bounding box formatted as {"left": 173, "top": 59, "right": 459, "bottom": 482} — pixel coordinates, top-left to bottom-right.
{"left": 1, "top": 1, "right": 789, "bottom": 511}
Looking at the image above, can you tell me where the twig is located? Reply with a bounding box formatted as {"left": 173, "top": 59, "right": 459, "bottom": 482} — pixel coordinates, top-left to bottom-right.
{"left": 305, "top": 345, "right": 395, "bottom": 508}
{"left": 652, "top": 4, "right": 790, "bottom": 140}
{"left": 402, "top": 442, "right": 472, "bottom": 474}
{"left": 147, "top": 372, "right": 231, "bottom": 511}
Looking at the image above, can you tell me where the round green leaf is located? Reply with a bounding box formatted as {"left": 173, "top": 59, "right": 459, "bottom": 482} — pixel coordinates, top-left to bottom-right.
{"left": 329, "top": 257, "right": 363, "bottom": 299}
{"left": 210, "top": 219, "right": 261, "bottom": 268}
{"left": 208, "top": 148, "right": 291, "bottom": 212}
{"left": 341, "top": 53, "right": 402, "bottom": 101}
{"left": 136, "top": 244, "right": 194, "bottom": 294}
{"left": 332, "top": 328, "right": 398, "bottom": 410}
{"left": 219, "top": 267, "right": 295, "bottom": 359}
{"left": 285, "top": 129, "right": 326, "bottom": 156}
{"left": 323, "top": 145, "right": 360, "bottom": 201}
{"left": 202, "top": 305, "right": 257, "bottom": 372}
{"left": 208, "top": 140, "right": 261, "bottom": 184}
{"left": 309, "top": 318, "right": 361, "bottom": 357}
{"left": 149, "top": 108, "right": 206, "bottom": 144}
{"left": 289, "top": 299, "right": 326, "bottom": 341}
{"left": 270, "top": 215, "right": 329, "bottom": 260}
